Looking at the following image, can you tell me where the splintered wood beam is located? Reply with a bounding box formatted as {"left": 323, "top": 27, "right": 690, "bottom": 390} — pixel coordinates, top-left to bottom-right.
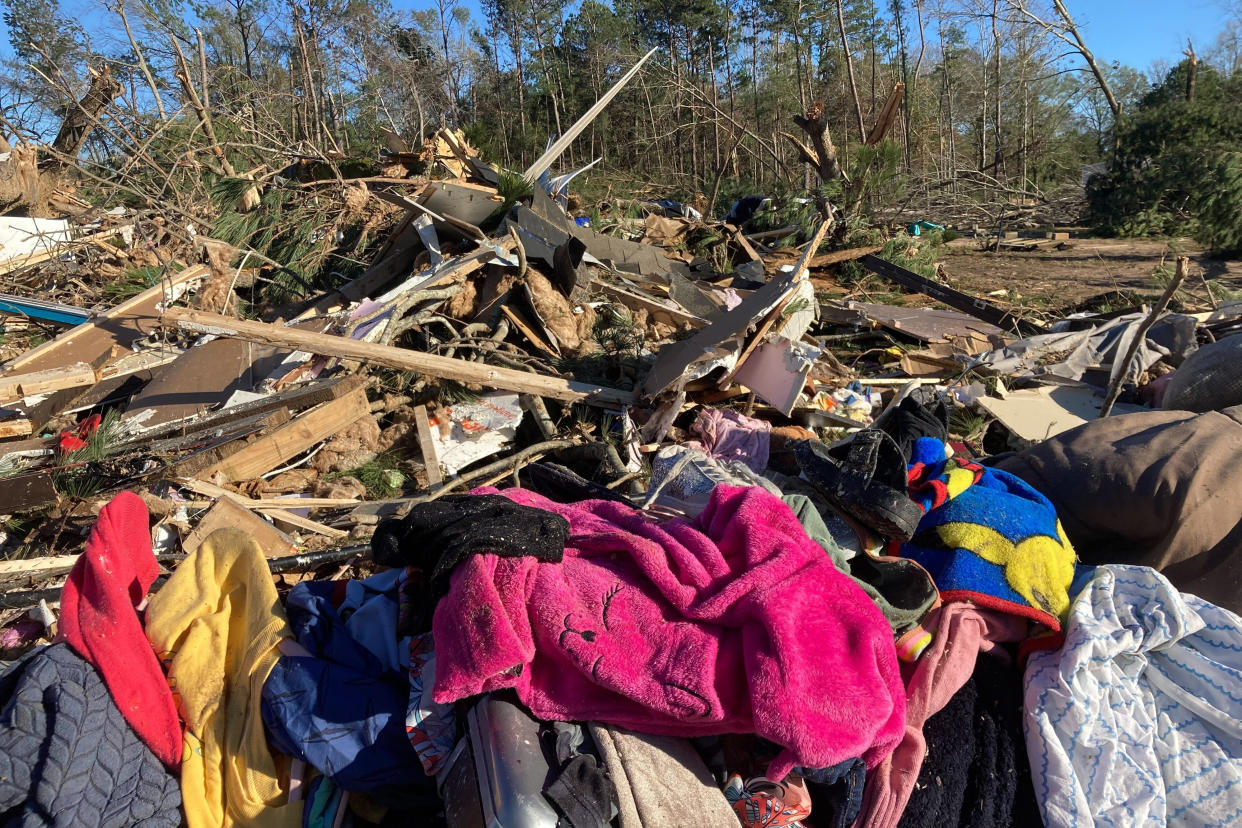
{"left": 163, "top": 307, "right": 635, "bottom": 407}
{"left": 0, "top": 362, "right": 97, "bottom": 404}
{"left": 199, "top": 387, "right": 371, "bottom": 483}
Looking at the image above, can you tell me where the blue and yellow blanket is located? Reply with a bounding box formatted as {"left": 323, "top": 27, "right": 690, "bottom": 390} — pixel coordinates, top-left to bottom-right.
{"left": 897, "top": 437, "right": 1076, "bottom": 630}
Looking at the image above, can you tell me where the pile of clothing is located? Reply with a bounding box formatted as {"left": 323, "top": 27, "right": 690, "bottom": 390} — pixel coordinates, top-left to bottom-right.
{"left": 4, "top": 400, "right": 1242, "bottom": 827}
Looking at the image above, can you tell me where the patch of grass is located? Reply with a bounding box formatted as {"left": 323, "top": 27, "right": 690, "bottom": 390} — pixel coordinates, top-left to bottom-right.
{"left": 102, "top": 265, "right": 165, "bottom": 300}
{"left": 329, "top": 451, "right": 406, "bottom": 499}
{"left": 949, "top": 406, "right": 992, "bottom": 452}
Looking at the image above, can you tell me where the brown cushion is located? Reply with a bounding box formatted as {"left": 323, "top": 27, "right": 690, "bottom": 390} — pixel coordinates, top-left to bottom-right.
{"left": 993, "top": 405, "right": 1242, "bottom": 614}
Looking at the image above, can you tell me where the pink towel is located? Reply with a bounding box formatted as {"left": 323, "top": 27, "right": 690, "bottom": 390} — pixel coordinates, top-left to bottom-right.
{"left": 59, "top": 491, "right": 182, "bottom": 768}
{"left": 431, "top": 485, "right": 905, "bottom": 779}
{"left": 855, "top": 602, "right": 1029, "bottom": 828}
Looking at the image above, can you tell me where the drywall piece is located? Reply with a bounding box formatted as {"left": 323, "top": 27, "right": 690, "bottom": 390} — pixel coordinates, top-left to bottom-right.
{"left": 975, "top": 384, "right": 1146, "bottom": 443}
{"left": 732, "top": 338, "right": 820, "bottom": 415}
{"left": 428, "top": 392, "right": 523, "bottom": 475}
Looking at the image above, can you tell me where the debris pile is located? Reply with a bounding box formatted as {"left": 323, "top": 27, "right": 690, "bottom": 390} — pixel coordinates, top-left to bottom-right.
{"left": 4, "top": 113, "right": 1242, "bottom": 828}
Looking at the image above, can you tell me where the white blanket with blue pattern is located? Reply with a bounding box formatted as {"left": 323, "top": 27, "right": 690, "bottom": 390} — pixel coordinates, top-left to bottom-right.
{"left": 1025, "top": 564, "right": 1242, "bottom": 827}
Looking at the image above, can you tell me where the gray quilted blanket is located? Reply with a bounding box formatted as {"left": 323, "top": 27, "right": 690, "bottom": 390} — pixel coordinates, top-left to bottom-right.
{"left": 0, "top": 643, "right": 182, "bottom": 827}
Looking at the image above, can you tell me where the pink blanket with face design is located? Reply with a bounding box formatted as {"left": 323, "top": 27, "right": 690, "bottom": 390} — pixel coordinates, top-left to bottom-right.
{"left": 430, "top": 485, "right": 905, "bottom": 779}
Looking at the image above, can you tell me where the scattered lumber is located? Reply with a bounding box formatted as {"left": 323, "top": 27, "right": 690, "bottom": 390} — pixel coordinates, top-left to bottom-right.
{"left": 162, "top": 308, "right": 636, "bottom": 407}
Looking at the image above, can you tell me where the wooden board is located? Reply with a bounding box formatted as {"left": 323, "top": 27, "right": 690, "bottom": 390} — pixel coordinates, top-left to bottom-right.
{"left": 182, "top": 497, "right": 296, "bottom": 558}
{"left": 175, "top": 478, "right": 346, "bottom": 539}
{"left": 862, "top": 255, "right": 1040, "bottom": 335}
{"left": 164, "top": 308, "right": 636, "bottom": 407}
{"left": 199, "top": 387, "right": 371, "bottom": 483}
{"left": 0, "top": 362, "right": 97, "bottom": 404}
{"left": 594, "top": 281, "right": 705, "bottom": 329}
{"left": 122, "top": 337, "right": 283, "bottom": 430}
{"left": 122, "top": 374, "right": 362, "bottom": 445}
{"left": 165, "top": 408, "right": 292, "bottom": 477}
{"left": 413, "top": 404, "right": 442, "bottom": 486}
{"left": 4, "top": 264, "right": 208, "bottom": 374}
{"left": 0, "top": 419, "right": 34, "bottom": 439}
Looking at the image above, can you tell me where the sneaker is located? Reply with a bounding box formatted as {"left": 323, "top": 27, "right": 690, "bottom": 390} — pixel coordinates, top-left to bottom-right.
{"left": 724, "top": 774, "right": 812, "bottom": 827}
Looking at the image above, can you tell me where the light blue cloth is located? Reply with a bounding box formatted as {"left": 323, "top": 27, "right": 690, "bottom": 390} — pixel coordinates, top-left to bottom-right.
{"left": 1024, "top": 564, "right": 1242, "bottom": 827}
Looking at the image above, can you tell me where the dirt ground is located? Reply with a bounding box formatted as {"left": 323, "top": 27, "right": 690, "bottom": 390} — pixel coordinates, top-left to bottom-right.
{"left": 939, "top": 236, "right": 1242, "bottom": 312}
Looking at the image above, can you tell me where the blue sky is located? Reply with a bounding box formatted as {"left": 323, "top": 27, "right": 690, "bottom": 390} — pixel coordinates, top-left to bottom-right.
{"left": 1067, "top": 0, "right": 1230, "bottom": 72}
{"left": 0, "top": 0, "right": 1233, "bottom": 76}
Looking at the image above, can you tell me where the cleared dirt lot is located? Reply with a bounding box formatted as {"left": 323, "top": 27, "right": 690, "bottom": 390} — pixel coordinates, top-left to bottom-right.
{"left": 939, "top": 236, "right": 1242, "bottom": 311}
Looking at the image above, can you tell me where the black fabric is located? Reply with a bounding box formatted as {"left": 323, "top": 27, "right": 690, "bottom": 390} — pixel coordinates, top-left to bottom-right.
{"left": 543, "top": 721, "right": 616, "bottom": 828}
{"left": 545, "top": 754, "right": 616, "bottom": 828}
{"left": 897, "top": 653, "right": 1038, "bottom": 828}
{"left": 876, "top": 396, "right": 950, "bottom": 462}
{"left": 0, "top": 643, "right": 182, "bottom": 828}
{"left": 371, "top": 494, "right": 569, "bottom": 586}
{"left": 520, "top": 462, "right": 631, "bottom": 506}
{"left": 898, "top": 670, "right": 976, "bottom": 828}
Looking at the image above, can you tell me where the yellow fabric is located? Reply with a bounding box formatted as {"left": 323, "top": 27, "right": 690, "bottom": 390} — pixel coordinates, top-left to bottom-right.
{"left": 933, "top": 520, "right": 1076, "bottom": 621}
{"left": 943, "top": 464, "right": 977, "bottom": 501}
{"left": 145, "top": 528, "right": 301, "bottom": 828}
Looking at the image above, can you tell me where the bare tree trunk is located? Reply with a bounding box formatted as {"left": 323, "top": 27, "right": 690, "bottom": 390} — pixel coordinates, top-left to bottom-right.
{"left": 836, "top": 0, "right": 867, "bottom": 140}
{"left": 992, "top": 0, "right": 1003, "bottom": 177}
{"left": 1185, "top": 39, "right": 1198, "bottom": 101}
{"left": 1008, "top": 0, "right": 1121, "bottom": 122}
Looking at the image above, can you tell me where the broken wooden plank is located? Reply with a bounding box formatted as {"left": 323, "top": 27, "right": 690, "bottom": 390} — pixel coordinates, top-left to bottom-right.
{"left": 200, "top": 387, "right": 371, "bottom": 483}
{"left": 182, "top": 497, "right": 297, "bottom": 558}
{"left": 163, "top": 308, "right": 636, "bottom": 407}
{"left": 0, "top": 362, "right": 97, "bottom": 403}
{"left": 501, "top": 305, "right": 560, "bottom": 358}
{"left": 0, "top": 554, "right": 81, "bottom": 580}
{"left": 165, "top": 408, "right": 292, "bottom": 477}
{"left": 120, "top": 375, "right": 362, "bottom": 445}
{"left": 175, "top": 477, "right": 347, "bottom": 539}
{"left": 807, "top": 245, "right": 882, "bottom": 268}
{"left": 3, "top": 264, "right": 208, "bottom": 374}
{"left": 413, "top": 404, "right": 442, "bottom": 487}
{"left": 862, "top": 255, "right": 1039, "bottom": 335}
{"left": 595, "top": 281, "right": 706, "bottom": 329}
{"left": 0, "top": 418, "right": 34, "bottom": 439}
